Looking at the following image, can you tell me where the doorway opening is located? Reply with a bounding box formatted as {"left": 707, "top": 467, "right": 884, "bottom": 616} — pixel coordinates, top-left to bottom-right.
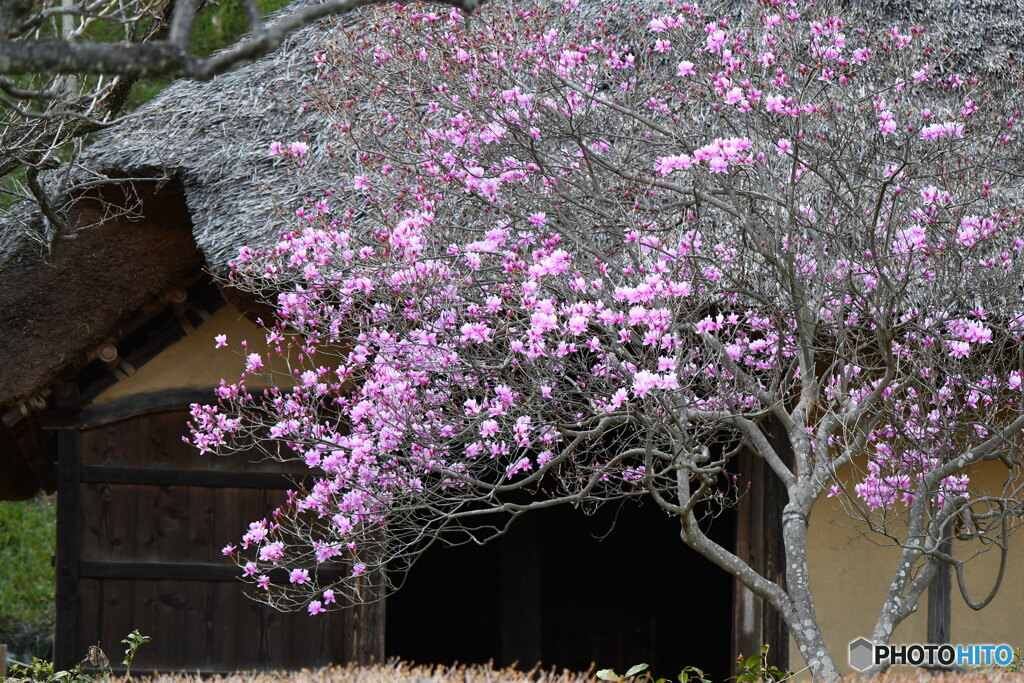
{"left": 386, "top": 500, "right": 735, "bottom": 680}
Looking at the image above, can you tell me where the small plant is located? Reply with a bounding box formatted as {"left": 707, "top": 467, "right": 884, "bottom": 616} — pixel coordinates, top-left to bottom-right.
{"left": 7, "top": 631, "right": 150, "bottom": 683}
{"left": 596, "top": 663, "right": 711, "bottom": 683}
{"left": 597, "top": 644, "right": 791, "bottom": 683}
{"left": 972, "top": 646, "right": 1023, "bottom": 674}
{"left": 1005, "top": 648, "right": 1023, "bottom": 673}
{"left": 728, "top": 645, "right": 791, "bottom": 683}
{"left": 8, "top": 654, "right": 94, "bottom": 683}
{"left": 119, "top": 630, "right": 151, "bottom": 678}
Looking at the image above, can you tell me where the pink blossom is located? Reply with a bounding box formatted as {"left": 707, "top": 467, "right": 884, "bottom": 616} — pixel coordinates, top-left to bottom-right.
{"left": 632, "top": 370, "right": 660, "bottom": 397}
{"left": 654, "top": 154, "right": 693, "bottom": 175}
{"left": 877, "top": 110, "right": 896, "bottom": 135}
{"left": 259, "top": 541, "right": 285, "bottom": 562}
{"left": 851, "top": 47, "right": 871, "bottom": 63}
{"left": 214, "top": 334, "right": 228, "bottom": 348}
{"left": 480, "top": 419, "right": 500, "bottom": 437}
{"left": 289, "top": 568, "right": 310, "bottom": 584}
{"left": 956, "top": 223, "right": 980, "bottom": 248}
{"left": 765, "top": 95, "right": 787, "bottom": 114}
{"left": 507, "top": 457, "right": 532, "bottom": 476}
{"left": 607, "top": 387, "right": 628, "bottom": 411}
{"left": 460, "top": 322, "right": 493, "bottom": 343}
{"left": 921, "top": 122, "right": 964, "bottom": 140}
{"left": 960, "top": 321, "right": 992, "bottom": 343}
{"left": 287, "top": 141, "right": 309, "bottom": 157}
{"left": 705, "top": 28, "right": 727, "bottom": 52}
{"left": 947, "top": 341, "right": 971, "bottom": 358}
{"left": 308, "top": 600, "right": 325, "bottom": 615}
{"left": 708, "top": 156, "right": 729, "bottom": 173}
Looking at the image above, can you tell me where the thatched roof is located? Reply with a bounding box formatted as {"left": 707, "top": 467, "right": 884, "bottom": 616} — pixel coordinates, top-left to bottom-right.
{"left": 1, "top": 0, "right": 1022, "bottom": 409}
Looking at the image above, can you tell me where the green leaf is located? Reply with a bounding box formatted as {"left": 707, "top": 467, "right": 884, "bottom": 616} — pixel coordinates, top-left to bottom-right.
{"left": 743, "top": 655, "right": 761, "bottom": 669}
{"left": 626, "top": 664, "right": 650, "bottom": 677}
{"left": 597, "top": 669, "right": 621, "bottom": 681}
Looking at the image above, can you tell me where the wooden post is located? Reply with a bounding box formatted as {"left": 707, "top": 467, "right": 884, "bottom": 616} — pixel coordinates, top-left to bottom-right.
{"left": 343, "top": 559, "right": 386, "bottom": 664}
{"left": 2, "top": 642, "right": 8, "bottom": 678}
{"left": 53, "top": 383, "right": 82, "bottom": 671}
{"left": 732, "top": 419, "right": 791, "bottom": 674}
{"left": 927, "top": 537, "right": 952, "bottom": 645}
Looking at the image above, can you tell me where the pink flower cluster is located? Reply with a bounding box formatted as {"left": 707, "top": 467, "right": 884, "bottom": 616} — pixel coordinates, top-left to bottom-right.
{"left": 193, "top": 0, "right": 1024, "bottom": 617}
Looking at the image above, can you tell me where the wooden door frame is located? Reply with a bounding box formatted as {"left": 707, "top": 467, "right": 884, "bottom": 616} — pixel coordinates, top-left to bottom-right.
{"left": 731, "top": 428, "right": 790, "bottom": 673}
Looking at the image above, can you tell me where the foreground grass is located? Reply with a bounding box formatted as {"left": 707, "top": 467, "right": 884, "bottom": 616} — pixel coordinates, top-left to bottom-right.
{"left": 129, "top": 664, "right": 595, "bottom": 683}
{"left": 124, "top": 664, "right": 1024, "bottom": 683}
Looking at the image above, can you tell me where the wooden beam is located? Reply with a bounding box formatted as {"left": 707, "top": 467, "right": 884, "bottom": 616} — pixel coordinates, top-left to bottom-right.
{"left": 79, "top": 465, "right": 307, "bottom": 490}
{"left": 77, "top": 560, "right": 347, "bottom": 583}
{"left": 39, "top": 388, "right": 221, "bottom": 430}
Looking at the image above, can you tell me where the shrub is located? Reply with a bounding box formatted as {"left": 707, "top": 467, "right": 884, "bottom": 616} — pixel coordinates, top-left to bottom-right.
{"left": 0, "top": 493, "right": 56, "bottom": 660}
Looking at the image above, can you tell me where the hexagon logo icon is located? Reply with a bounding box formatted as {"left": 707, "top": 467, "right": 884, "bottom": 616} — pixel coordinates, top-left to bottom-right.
{"left": 849, "top": 637, "right": 874, "bottom": 672}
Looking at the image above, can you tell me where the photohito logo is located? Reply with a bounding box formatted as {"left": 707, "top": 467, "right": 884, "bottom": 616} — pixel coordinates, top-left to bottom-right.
{"left": 848, "top": 637, "right": 1014, "bottom": 671}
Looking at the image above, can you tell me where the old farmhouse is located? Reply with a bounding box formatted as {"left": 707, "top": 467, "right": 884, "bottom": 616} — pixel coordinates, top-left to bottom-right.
{"left": 2, "top": 0, "right": 1024, "bottom": 676}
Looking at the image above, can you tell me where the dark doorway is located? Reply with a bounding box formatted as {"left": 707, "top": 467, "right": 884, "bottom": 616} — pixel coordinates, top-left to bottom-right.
{"left": 386, "top": 501, "right": 734, "bottom": 680}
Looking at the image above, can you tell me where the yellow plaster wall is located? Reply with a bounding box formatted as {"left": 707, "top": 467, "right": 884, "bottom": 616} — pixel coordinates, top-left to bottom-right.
{"left": 792, "top": 460, "right": 1024, "bottom": 674}
{"left": 93, "top": 306, "right": 273, "bottom": 403}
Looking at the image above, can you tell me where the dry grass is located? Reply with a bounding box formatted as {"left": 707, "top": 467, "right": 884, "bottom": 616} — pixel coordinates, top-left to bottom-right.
{"left": 142, "top": 662, "right": 601, "bottom": 683}
{"left": 132, "top": 663, "right": 1024, "bottom": 683}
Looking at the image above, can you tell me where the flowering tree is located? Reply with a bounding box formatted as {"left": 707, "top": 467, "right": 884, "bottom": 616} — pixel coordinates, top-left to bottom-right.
{"left": 190, "top": 0, "right": 1024, "bottom": 677}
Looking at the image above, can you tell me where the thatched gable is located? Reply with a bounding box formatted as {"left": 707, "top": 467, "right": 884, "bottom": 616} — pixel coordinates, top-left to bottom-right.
{"left": 0, "top": 180, "right": 202, "bottom": 406}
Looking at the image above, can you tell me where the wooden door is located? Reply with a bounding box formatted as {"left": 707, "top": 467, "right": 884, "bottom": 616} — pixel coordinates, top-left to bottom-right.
{"left": 53, "top": 394, "right": 383, "bottom": 674}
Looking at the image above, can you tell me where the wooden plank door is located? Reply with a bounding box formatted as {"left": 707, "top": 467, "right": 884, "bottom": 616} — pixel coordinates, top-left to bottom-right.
{"left": 54, "top": 398, "right": 383, "bottom": 673}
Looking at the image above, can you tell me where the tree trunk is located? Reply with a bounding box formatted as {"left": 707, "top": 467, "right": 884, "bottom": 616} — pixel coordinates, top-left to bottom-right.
{"left": 781, "top": 491, "right": 841, "bottom": 680}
